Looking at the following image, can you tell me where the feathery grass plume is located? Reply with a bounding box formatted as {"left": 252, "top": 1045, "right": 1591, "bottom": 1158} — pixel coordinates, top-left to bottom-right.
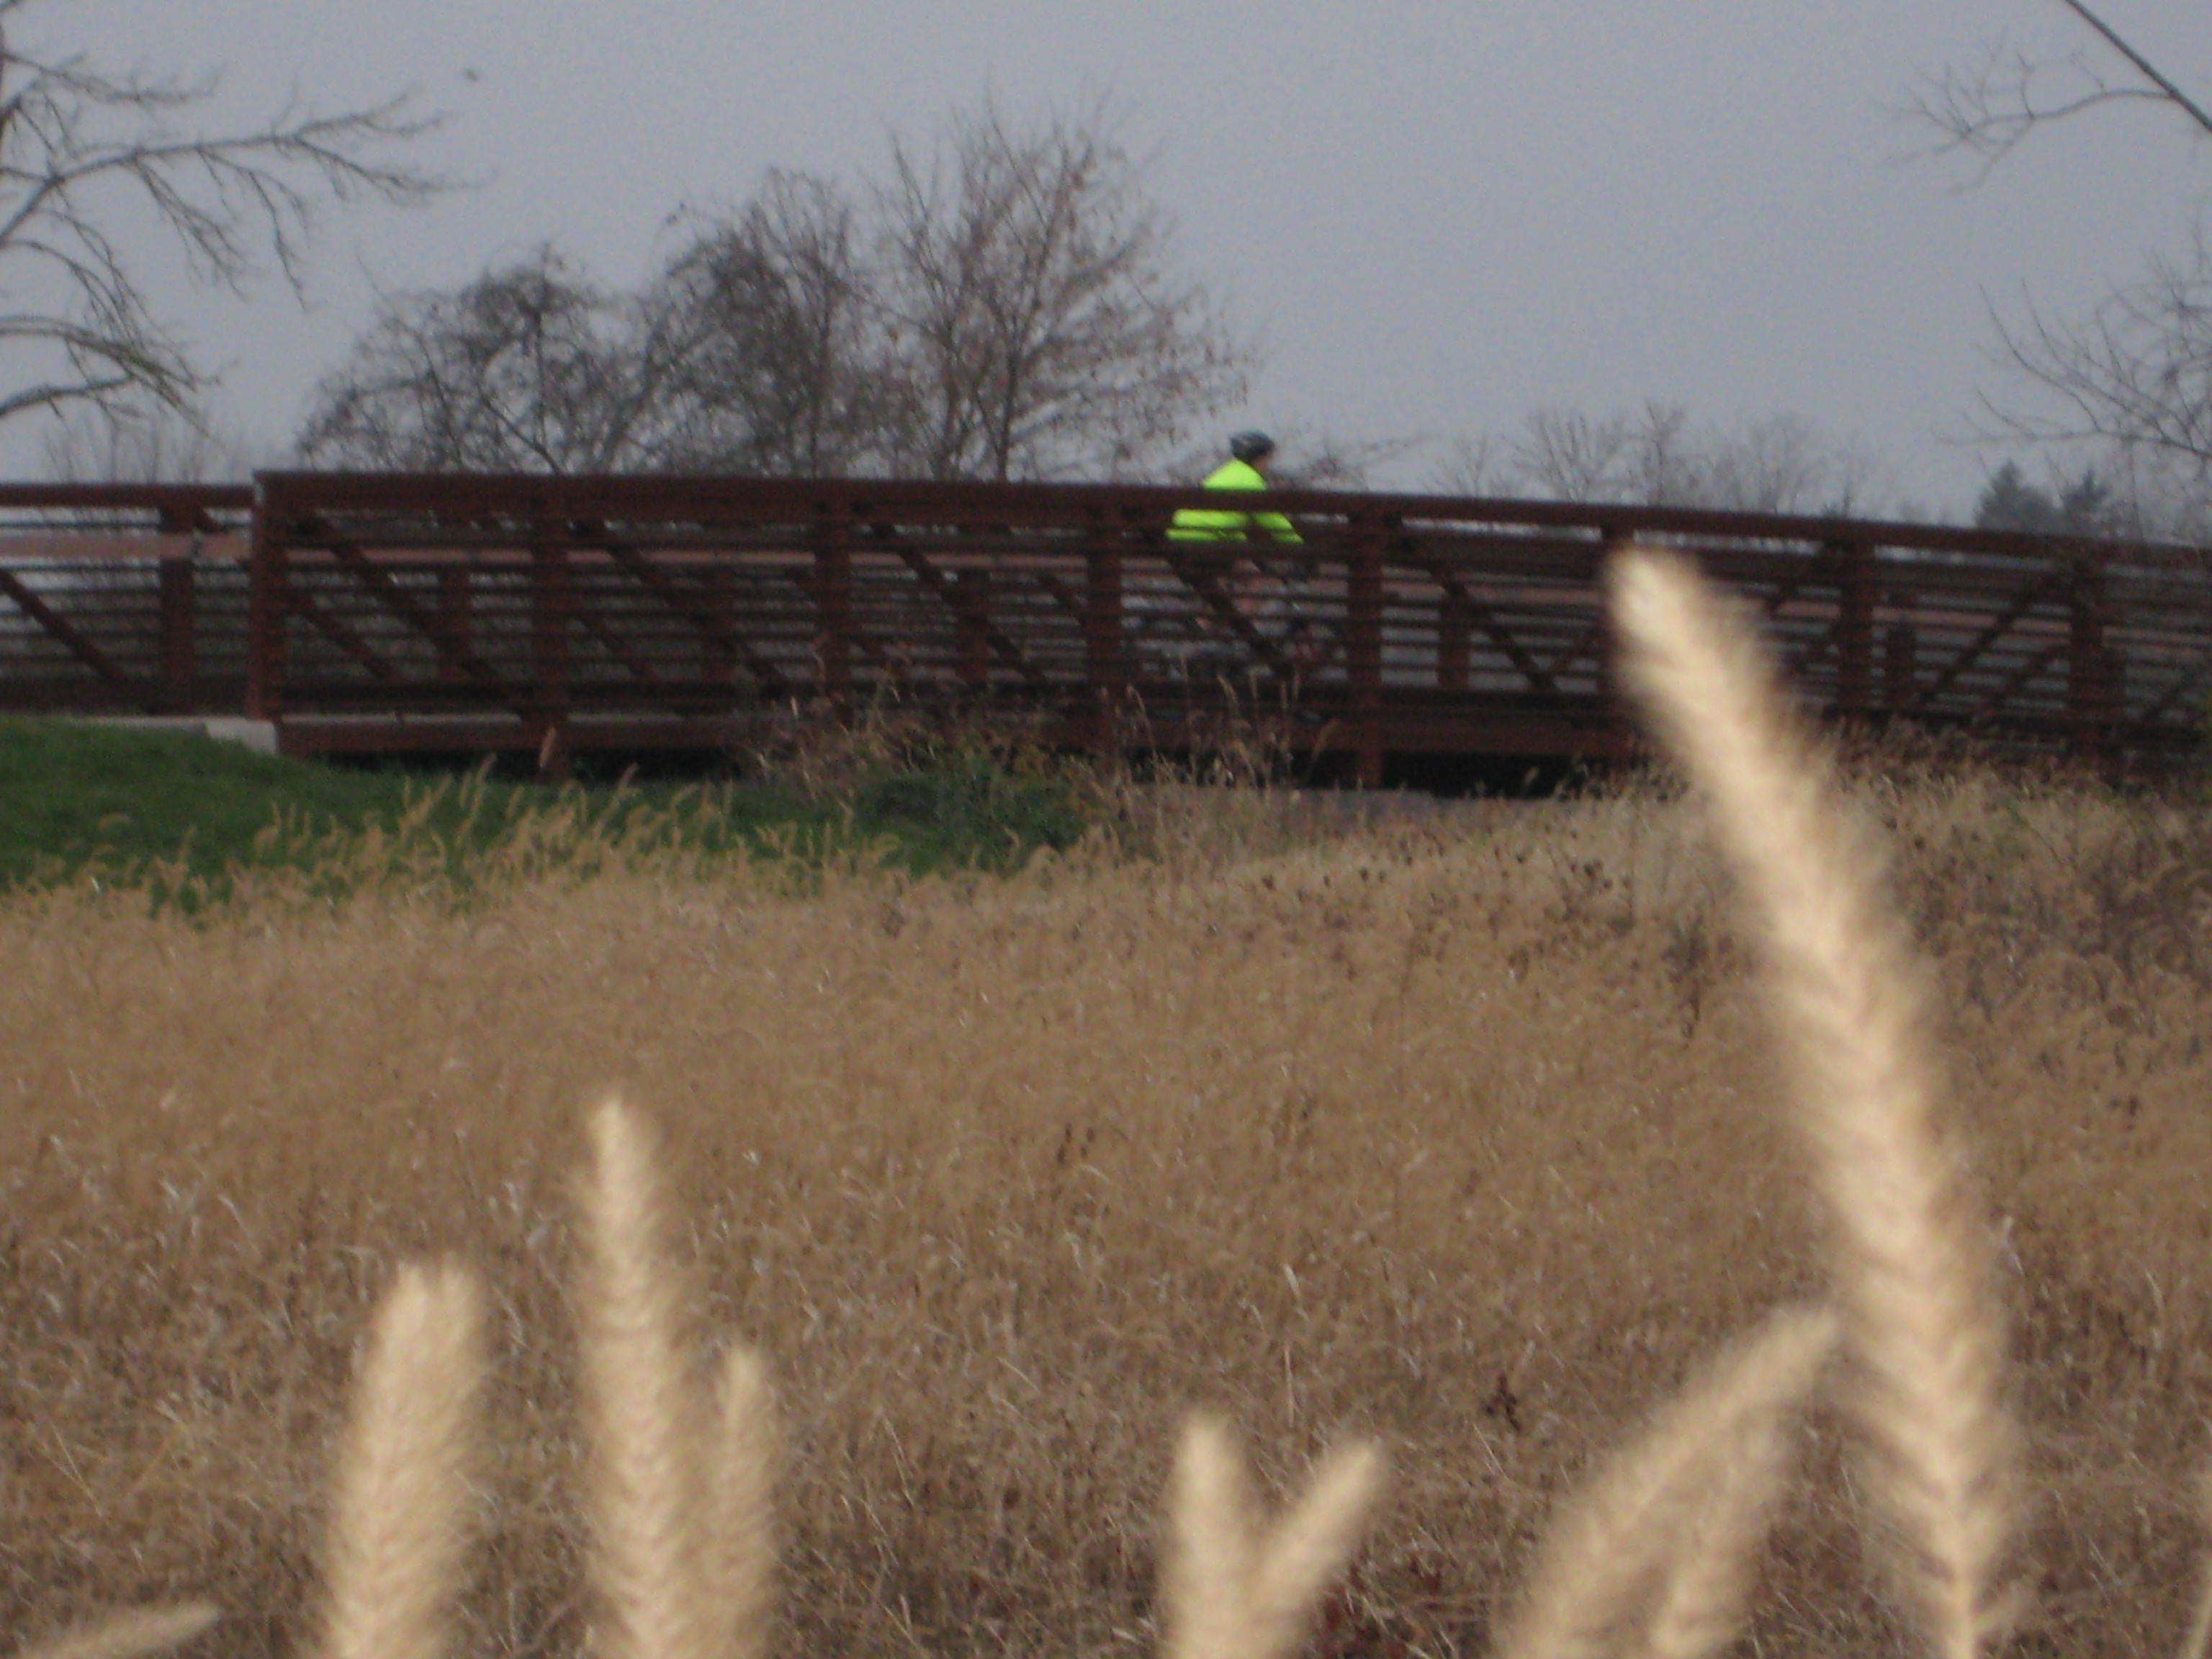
{"left": 2175, "top": 1463, "right": 2212, "bottom": 1659}
{"left": 1161, "top": 1414, "right": 1385, "bottom": 1659}
{"left": 703, "top": 1344, "right": 779, "bottom": 1659}
{"left": 318, "top": 1263, "right": 487, "bottom": 1659}
{"left": 1608, "top": 547, "right": 2023, "bottom": 1659}
{"left": 10, "top": 1604, "right": 218, "bottom": 1659}
{"left": 1632, "top": 1316, "right": 1836, "bottom": 1659}
{"left": 1244, "top": 1438, "right": 1390, "bottom": 1658}
{"left": 579, "top": 1100, "right": 714, "bottom": 1659}
{"left": 1492, "top": 1306, "right": 1836, "bottom": 1659}
{"left": 1164, "top": 1416, "right": 1259, "bottom": 1659}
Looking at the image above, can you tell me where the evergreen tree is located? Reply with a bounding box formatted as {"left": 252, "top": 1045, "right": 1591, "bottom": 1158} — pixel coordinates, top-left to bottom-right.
{"left": 1972, "top": 461, "right": 2117, "bottom": 534}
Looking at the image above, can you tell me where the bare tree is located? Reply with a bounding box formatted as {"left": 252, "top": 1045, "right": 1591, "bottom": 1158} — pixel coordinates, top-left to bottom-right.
{"left": 2096, "top": 437, "right": 2212, "bottom": 541}
{"left": 1977, "top": 233, "right": 2212, "bottom": 482}
{"left": 1435, "top": 403, "right": 1881, "bottom": 514}
{"left": 40, "top": 402, "right": 252, "bottom": 482}
{"left": 0, "top": 0, "right": 443, "bottom": 429}
{"left": 300, "top": 97, "right": 1252, "bottom": 483}
{"left": 647, "top": 172, "right": 887, "bottom": 475}
{"left": 299, "top": 247, "right": 673, "bottom": 472}
{"left": 1909, "top": 6, "right": 2212, "bottom": 503}
{"left": 871, "top": 99, "right": 1252, "bottom": 481}
{"left": 1502, "top": 405, "right": 1707, "bottom": 505}
{"left": 1262, "top": 431, "right": 1423, "bottom": 490}
{"left": 1704, "top": 413, "right": 1879, "bottom": 515}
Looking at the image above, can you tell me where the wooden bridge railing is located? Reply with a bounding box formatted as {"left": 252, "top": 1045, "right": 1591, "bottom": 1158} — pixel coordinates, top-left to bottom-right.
{"left": 2, "top": 472, "right": 2208, "bottom": 781}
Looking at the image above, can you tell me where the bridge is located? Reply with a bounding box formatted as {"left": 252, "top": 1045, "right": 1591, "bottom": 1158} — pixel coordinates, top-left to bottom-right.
{"left": 1, "top": 472, "right": 2206, "bottom": 783}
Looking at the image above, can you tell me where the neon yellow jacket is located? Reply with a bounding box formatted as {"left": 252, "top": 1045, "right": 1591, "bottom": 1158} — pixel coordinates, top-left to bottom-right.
{"left": 1167, "top": 458, "right": 1303, "bottom": 543}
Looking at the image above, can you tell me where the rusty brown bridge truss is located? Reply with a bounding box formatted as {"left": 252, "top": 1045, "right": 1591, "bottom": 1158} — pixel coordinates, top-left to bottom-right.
{"left": 2, "top": 472, "right": 2208, "bottom": 782}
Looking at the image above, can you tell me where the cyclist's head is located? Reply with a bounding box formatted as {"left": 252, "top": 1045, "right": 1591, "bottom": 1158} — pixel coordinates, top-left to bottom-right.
{"left": 1228, "top": 430, "right": 1276, "bottom": 465}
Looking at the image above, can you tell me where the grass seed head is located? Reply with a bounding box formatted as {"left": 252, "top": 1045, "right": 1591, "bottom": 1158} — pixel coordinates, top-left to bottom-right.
{"left": 1609, "top": 546, "right": 2025, "bottom": 1659}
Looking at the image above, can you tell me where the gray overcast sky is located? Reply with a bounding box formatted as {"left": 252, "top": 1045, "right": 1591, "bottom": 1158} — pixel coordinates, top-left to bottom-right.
{"left": 40, "top": 0, "right": 2212, "bottom": 516}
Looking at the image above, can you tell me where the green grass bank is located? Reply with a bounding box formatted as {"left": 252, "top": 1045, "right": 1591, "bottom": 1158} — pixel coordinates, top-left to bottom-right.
{"left": 0, "top": 719, "right": 1094, "bottom": 896}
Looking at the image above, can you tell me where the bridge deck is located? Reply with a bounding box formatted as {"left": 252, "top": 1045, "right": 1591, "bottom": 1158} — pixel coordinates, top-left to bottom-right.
{"left": 1, "top": 474, "right": 2206, "bottom": 781}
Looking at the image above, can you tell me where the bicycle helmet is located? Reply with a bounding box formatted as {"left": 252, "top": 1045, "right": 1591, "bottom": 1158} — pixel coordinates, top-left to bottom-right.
{"left": 1228, "top": 430, "right": 1277, "bottom": 464}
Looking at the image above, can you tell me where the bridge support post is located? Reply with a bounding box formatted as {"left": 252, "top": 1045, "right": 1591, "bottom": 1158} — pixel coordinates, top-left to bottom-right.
{"left": 530, "top": 525, "right": 572, "bottom": 782}
{"left": 2069, "top": 554, "right": 2118, "bottom": 777}
{"left": 1884, "top": 614, "right": 1917, "bottom": 714}
{"left": 1347, "top": 517, "right": 1385, "bottom": 788}
{"left": 244, "top": 480, "right": 287, "bottom": 722}
{"left": 701, "top": 565, "right": 734, "bottom": 688}
{"left": 436, "top": 569, "right": 473, "bottom": 685}
{"left": 1084, "top": 540, "right": 1123, "bottom": 756}
{"left": 1597, "top": 528, "right": 1632, "bottom": 745}
{"left": 1834, "top": 539, "right": 1874, "bottom": 722}
{"left": 157, "top": 556, "right": 195, "bottom": 708}
{"left": 1437, "top": 586, "right": 1470, "bottom": 692}
{"left": 814, "top": 503, "right": 853, "bottom": 717}
{"left": 955, "top": 567, "right": 991, "bottom": 691}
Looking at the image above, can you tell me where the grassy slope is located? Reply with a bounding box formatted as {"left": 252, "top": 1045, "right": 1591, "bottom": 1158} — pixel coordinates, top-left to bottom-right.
{"left": 0, "top": 719, "right": 1091, "bottom": 889}
{"left": 0, "top": 721, "right": 429, "bottom": 886}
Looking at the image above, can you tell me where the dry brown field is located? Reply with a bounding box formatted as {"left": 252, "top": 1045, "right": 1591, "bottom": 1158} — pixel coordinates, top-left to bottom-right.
{"left": 5, "top": 739, "right": 2212, "bottom": 1658}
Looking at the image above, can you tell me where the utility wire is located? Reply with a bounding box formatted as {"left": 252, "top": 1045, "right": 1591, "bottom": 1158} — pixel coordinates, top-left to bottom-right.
{"left": 2053, "top": 0, "right": 2212, "bottom": 141}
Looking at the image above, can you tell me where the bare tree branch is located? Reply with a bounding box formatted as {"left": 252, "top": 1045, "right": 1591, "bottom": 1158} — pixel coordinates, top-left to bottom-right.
{"left": 0, "top": 0, "right": 446, "bottom": 431}
{"left": 302, "top": 97, "right": 1254, "bottom": 484}
{"left": 646, "top": 172, "right": 889, "bottom": 475}
{"left": 1436, "top": 403, "right": 1884, "bottom": 515}
{"left": 300, "top": 248, "right": 660, "bottom": 473}
{"left": 1907, "top": 9, "right": 2212, "bottom": 516}
{"left": 1902, "top": 4, "right": 2208, "bottom": 181}
{"left": 871, "top": 97, "right": 1253, "bottom": 481}
{"left": 1902, "top": 40, "right": 2174, "bottom": 180}
{"left": 1978, "top": 237, "right": 2212, "bottom": 478}
{"left": 40, "top": 401, "right": 251, "bottom": 482}
{"left": 2051, "top": 0, "right": 2212, "bottom": 141}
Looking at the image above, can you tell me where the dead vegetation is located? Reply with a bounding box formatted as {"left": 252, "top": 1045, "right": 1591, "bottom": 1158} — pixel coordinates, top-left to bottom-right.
{"left": 6, "top": 552, "right": 2212, "bottom": 1659}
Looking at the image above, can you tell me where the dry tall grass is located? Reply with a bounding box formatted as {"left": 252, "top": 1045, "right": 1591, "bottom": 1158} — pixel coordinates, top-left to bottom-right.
{"left": 7, "top": 549, "right": 2212, "bottom": 1658}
